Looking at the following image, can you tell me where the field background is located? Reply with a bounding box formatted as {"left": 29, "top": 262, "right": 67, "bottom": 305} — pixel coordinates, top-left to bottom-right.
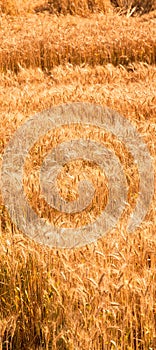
{"left": 0, "top": 0, "right": 156, "bottom": 349}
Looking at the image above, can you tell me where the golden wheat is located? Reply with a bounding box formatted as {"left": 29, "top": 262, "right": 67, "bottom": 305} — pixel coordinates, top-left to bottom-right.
{"left": 110, "top": 0, "right": 156, "bottom": 15}
{"left": 0, "top": 13, "right": 156, "bottom": 73}
{"left": 0, "top": 4, "right": 156, "bottom": 349}
{"left": 0, "top": 0, "right": 155, "bottom": 16}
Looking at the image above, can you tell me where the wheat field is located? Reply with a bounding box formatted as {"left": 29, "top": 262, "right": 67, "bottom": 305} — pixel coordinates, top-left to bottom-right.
{"left": 0, "top": 0, "right": 156, "bottom": 349}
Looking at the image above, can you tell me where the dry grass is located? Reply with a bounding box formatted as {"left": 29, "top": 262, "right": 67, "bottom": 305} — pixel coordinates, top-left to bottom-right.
{"left": 0, "top": 4, "right": 156, "bottom": 350}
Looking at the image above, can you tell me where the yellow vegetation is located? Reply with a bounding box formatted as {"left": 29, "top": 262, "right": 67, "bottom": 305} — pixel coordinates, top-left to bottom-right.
{"left": 0, "top": 12, "right": 156, "bottom": 73}
{"left": 0, "top": 1, "right": 156, "bottom": 349}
